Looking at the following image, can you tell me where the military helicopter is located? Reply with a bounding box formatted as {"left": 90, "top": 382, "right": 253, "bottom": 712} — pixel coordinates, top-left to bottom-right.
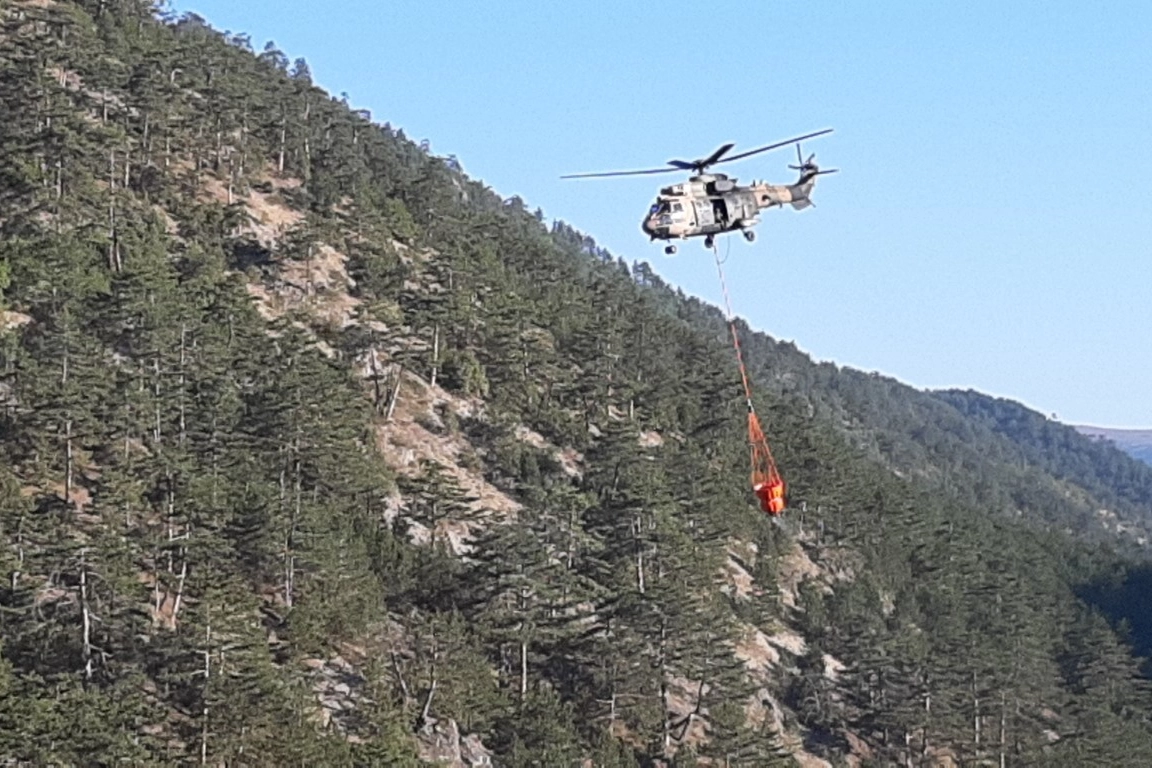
{"left": 562, "top": 129, "right": 836, "bottom": 254}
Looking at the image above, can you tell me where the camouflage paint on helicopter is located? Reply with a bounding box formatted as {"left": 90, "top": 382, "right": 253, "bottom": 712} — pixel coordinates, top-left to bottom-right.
{"left": 564, "top": 129, "right": 836, "bottom": 254}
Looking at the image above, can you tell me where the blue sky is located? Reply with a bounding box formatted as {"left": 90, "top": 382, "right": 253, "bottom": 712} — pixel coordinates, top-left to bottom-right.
{"left": 171, "top": 0, "right": 1152, "bottom": 428}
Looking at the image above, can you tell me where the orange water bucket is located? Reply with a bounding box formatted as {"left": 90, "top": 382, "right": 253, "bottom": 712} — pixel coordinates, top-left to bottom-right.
{"left": 754, "top": 480, "right": 786, "bottom": 516}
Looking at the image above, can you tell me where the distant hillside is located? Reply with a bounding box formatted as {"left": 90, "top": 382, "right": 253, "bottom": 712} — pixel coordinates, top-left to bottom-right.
{"left": 920, "top": 390, "right": 1152, "bottom": 545}
{"left": 1076, "top": 426, "right": 1152, "bottom": 466}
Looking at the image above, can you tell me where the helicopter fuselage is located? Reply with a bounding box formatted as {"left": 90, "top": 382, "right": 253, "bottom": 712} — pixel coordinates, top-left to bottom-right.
{"left": 559, "top": 129, "right": 835, "bottom": 253}
{"left": 641, "top": 172, "right": 817, "bottom": 244}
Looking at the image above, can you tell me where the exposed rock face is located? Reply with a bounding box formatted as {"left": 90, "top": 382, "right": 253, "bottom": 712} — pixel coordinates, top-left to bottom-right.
{"left": 305, "top": 655, "right": 366, "bottom": 733}
{"left": 417, "top": 718, "right": 492, "bottom": 766}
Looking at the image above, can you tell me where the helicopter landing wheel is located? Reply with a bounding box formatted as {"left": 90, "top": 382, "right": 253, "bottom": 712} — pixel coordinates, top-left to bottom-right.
{"left": 743, "top": 229, "right": 756, "bottom": 243}
{"left": 664, "top": 244, "right": 677, "bottom": 255}
{"left": 704, "top": 235, "right": 714, "bottom": 249}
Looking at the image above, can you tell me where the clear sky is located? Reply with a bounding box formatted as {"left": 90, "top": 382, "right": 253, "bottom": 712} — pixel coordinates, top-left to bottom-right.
{"left": 171, "top": 0, "right": 1152, "bottom": 428}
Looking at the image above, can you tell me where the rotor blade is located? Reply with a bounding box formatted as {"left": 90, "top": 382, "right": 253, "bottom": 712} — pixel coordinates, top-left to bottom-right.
{"left": 814, "top": 168, "right": 839, "bottom": 175}
{"left": 701, "top": 142, "right": 736, "bottom": 167}
{"left": 560, "top": 166, "right": 683, "bottom": 179}
{"left": 716, "top": 128, "right": 834, "bottom": 165}
{"left": 796, "top": 144, "right": 803, "bottom": 164}
{"left": 668, "top": 142, "right": 736, "bottom": 171}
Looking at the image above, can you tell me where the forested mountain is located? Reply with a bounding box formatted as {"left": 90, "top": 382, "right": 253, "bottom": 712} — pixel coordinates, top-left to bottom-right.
{"left": 656, "top": 296, "right": 1152, "bottom": 553}
{"left": 926, "top": 391, "right": 1152, "bottom": 542}
{"left": 1076, "top": 426, "right": 1152, "bottom": 467}
{"left": 2, "top": 2, "right": 1152, "bottom": 766}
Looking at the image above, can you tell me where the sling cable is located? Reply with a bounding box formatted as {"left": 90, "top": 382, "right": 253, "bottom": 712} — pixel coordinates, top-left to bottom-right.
{"left": 712, "top": 245, "right": 786, "bottom": 515}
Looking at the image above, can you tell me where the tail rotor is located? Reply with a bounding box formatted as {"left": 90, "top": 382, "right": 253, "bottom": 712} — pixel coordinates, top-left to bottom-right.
{"left": 788, "top": 141, "right": 838, "bottom": 178}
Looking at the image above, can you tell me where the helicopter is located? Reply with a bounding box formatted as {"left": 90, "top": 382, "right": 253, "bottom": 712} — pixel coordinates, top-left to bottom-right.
{"left": 561, "top": 129, "right": 837, "bottom": 254}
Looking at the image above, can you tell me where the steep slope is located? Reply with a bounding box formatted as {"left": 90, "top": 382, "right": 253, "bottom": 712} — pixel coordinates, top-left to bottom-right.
{"left": 931, "top": 391, "right": 1152, "bottom": 545}
{"left": 668, "top": 290, "right": 1152, "bottom": 551}
{"left": 2, "top": 3, "right": 1152, "bottom": 767}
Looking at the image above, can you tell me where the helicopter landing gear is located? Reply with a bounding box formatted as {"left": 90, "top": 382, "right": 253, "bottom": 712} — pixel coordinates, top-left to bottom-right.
{"left": 704, "top": 235, "right": 715, "bottom": 249}
{"left": 664, "top": 244, "right": 677, "bottom": 255}
{"left": 743, "top": 229, "right": 756, "bottom": 243}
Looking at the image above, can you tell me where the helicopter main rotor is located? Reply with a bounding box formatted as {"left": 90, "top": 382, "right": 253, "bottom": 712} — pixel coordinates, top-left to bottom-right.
{"left": 561, "top": 128, "right": 833, "bottom": 179}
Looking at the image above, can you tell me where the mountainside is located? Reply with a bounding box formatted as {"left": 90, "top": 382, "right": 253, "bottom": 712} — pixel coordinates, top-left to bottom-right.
{"left": 2, "top": 3, "right": 1152, "bottom": 766}
{"left": 657, "top": 297, "right": 1152, "bottom": 554}
{"left": 1076, "top": 426, "right": 1152, "bottom": 467}
{"left": 921, "top": 391, "right": 1152, "bottom": 546}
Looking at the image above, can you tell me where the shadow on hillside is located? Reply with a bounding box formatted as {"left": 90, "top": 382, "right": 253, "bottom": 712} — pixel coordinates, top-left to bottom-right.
{"left": 228, "top": 237, "right": 276, "bottom": 271}
{"left": 1076, "top": 564, "right": 1152, "bottom": 670}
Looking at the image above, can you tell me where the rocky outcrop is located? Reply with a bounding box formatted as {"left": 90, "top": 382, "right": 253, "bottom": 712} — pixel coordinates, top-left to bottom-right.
{"left": 417, "top": 718, "right": 492, "bottom": 767}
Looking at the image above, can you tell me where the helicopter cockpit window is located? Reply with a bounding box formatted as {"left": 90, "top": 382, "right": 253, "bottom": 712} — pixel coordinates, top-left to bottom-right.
{"left": 649, "top": 202, "right": 670, "bottom": 215}
{"left": 672, "top": 203, "right": 683, "bottom": 212}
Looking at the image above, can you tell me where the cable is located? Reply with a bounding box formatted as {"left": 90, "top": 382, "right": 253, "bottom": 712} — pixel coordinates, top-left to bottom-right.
{"left": 712, "top": 242, "right": 786, "bottom": 514}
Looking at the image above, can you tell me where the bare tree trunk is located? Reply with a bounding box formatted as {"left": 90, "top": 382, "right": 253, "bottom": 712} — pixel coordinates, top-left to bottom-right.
{"left": 633, "top": 515, "right": 645, "bottom": 593}
{"left": 238, "top": 115, "right": 247, "bottom": 179}
{"left": 391, "top": 652, "right": 412, "bottom": 705}
{"left": 281, "top": 445, "right": 301, "bottom": 609}
{"left": 60, "top": 306, "right": 73, "bottom": 508}
{"left": 277, "top": 118, "right": 286, "bottom": 173}
{"left": 80, "top": 548, "right": 93, "bottom": 681}
{"left": 152, "top": 557, "right": 162, "bottom": 627}
{"left": 306, "top": 243, "right": 314, "bottom": 298}
{"left": 369, "top": 352, "right": 384, "bottom": 413}
{"left": 166, "top": 473, "right": 176, "bottom": 574}
{"left": 302, "top": 101, "right": 312, "bottom": 171}
{"left": 178, "top": 324, "right": 187, "bottom": 445}
{"left": 385, "top": 367, "right": 402, "bottom": 423}
{"left": 429, "top": 326, "right": 439, "bottom": 387}
{"left": 108, "top": 149, "right": 121, "bottom": 272}
{"left": 200, "top": 617, "right": 211, "bottom": 765}
{"left": 566, "top": 508, "right": 577, "bottom": 570}
{"left": 64, "top": 417, "right": 73, "bottom": 509}
{"left": 210, "top": 414, "right": 221, "bottom": 509}
{"left": 659, "top": 619, "right": 670, "bottom": 753}
{"left": 153, "top": 357, "right": 162, "bottom": 443}
{"left": 279, "top": 464, "right": 290, "bottom": 609}
{"left": 172, "top": 557, "right": 188, "bottom": 624}
{"left": 922, "top": 680, "right": 932, "bottom": 762}
{"left": 999, "top": 691, "right": 1010, "bottom": 768}
{"left": 226, "top": 155, "right": 234, "bottom": 205}
{"left": 10, "top": 522, "right": 23, "bottom": 591}
{"left": 418, "top": 674, "right": 437, "bottom": 732}
{"left": 972, "top": 671, "right": 981, "bottom": 760}
{"left": 290, "top": 452, "right": 301, "bottom": 603}
{"left": 670, "top": 680, "right": 705, "bottom": 743}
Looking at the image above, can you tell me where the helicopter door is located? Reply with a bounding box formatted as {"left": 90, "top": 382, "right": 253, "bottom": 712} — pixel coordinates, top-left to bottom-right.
{"left": 712, "top": 198, "right": 729, "bottom": 227}
{"left": 694, "top": 199, "right": 714, "bottom": 227}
